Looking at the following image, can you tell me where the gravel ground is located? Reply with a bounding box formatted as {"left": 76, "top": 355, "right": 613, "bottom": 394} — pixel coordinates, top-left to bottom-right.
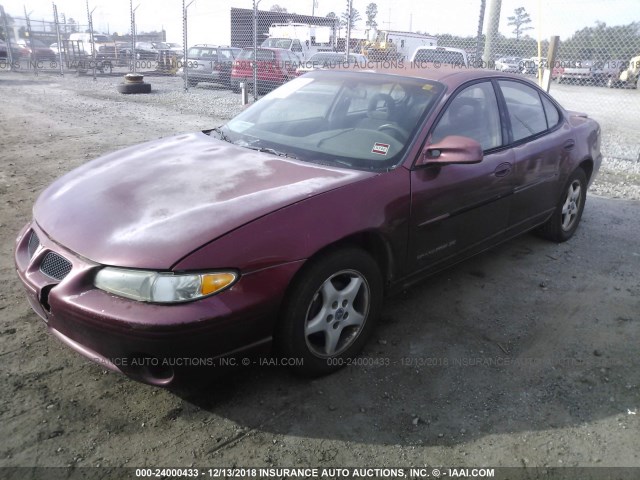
{"left": 0, "top": 70, "right": 639, "bottom": 473}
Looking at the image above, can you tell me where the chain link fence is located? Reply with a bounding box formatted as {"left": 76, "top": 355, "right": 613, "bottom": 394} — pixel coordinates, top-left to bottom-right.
{"left": 1, "top": 0, "right": 638, "bottom": 160}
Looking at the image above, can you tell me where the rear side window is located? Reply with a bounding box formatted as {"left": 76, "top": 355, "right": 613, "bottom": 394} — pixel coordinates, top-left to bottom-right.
{"left": 498, "top": 80, "right": 548, "bottom": 141}
{"left": 219, "top": 49, "right": 234, "bottom": 62}
{"left": 239, "top": 49, "right": 276, "bottom": 61}
{"left": 541, "top": 94, "right": 560, "bottom": 129}
{"left": 188, "top": 48, "right": 217, "bottom": 59}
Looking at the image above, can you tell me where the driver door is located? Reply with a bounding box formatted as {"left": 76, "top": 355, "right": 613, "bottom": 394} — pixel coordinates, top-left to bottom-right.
{"left": 407, "top": 80, "right": 514, "bottom": 274}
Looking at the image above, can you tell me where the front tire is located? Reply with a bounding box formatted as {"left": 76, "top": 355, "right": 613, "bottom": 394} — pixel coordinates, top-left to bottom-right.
{"left": 276, "top": 248, "right": 383, "bottom": 376}
{"left": 537, "top": 168, "right": 587, "bottom": 242}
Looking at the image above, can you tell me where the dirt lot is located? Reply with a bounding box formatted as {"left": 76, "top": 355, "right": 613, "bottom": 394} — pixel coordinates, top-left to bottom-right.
{"left": 0, "top": 72, "right": 639, "bottom": 473}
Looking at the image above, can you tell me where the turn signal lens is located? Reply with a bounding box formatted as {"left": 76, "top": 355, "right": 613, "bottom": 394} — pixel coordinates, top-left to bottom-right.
{"left": 201, "top": 273, "right": 237, "bottom": 295}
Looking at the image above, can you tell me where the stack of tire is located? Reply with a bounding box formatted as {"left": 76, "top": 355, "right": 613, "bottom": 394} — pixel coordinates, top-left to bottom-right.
{"left": 117, "top": 73, "right": 152, "bottom": 94}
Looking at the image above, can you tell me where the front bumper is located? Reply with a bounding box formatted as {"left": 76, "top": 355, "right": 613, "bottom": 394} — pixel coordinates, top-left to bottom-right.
{"left": 15, "top": 222, "right": 302, "bottom": 386}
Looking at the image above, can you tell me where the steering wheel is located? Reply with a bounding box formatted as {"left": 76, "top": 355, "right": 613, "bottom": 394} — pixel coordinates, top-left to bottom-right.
{"left": 377, "top": 123, "right": 409, "bottom": 142}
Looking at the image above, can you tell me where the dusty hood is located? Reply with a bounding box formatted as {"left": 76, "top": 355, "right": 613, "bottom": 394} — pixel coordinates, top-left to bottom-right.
{"left": 34, "top": 132, "right": 374, "bottom": 269}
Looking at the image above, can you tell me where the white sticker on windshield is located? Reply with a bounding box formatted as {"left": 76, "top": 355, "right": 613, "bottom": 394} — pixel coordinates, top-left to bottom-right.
{"left": 372, "top": 142, "right": 390, "bottom": 155}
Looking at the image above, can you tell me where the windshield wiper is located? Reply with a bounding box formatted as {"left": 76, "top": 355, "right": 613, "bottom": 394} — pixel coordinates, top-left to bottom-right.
{"left": 209, "top": 127, "right": 232, "bottom": 143}
{"left": 245, "top": 145, "right": 298, "bottom": 160}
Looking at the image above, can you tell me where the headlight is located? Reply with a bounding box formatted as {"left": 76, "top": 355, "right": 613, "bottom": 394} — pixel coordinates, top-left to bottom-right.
{"left": 94, "top": 267, "right": 237, "bottom": 303}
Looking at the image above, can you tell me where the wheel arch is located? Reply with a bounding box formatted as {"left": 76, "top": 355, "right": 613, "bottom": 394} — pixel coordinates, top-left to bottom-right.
{"left": 290, "top": 229, "right": 396, "bottom": 293}
{"left": 578, "top": 157, "right": 594, "bottom": 183}
{"left": 275, "top": 229, "right": 396, "bottom": 328}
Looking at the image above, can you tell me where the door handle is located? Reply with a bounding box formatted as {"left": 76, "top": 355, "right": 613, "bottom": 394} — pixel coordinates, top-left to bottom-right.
{"left": 494, "top": 162, "right": 512, "bottom": 177}
{"left": 563, "top": 139, "right": 576, "bottom": 150}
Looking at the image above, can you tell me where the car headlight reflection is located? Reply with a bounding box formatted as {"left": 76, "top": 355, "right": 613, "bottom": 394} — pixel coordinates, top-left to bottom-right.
{"left": 94, "top": 267, "right": 237, "bottom": 303}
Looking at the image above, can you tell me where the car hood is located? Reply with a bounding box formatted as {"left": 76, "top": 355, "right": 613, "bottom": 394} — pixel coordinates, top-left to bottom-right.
{"left": 34, "top": 132, "right": 375, "bottom": 269}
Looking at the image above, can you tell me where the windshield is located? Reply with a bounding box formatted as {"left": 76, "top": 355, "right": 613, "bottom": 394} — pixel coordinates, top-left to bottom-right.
{"left": 93, "top": 35, "right": 112, "bottom": 43}
{"left": 413, "top": 49, "right": 466, "bottom": 66}
{"left": 216, "top": 71, "right": 443, "bottom": 171}
{"left": 188, "top": 47, "right": 217, "bottom": 58}
{"left": 261, "top": 38, "right": 292, "bottom": 49}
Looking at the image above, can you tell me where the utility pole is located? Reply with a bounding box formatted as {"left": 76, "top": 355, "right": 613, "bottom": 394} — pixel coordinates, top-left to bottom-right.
{"left": 130, "top": 1, "right": 140, "bottom": 72}
{"left": 24, "top": 7, "right": 36, "bottom": 75}
{"left": 345, "top": 0, "right": 352, "bottom": 58}
{"left": 86, "top": 0, "right": 97, "bottom": 80}
{"left": 53, "top": 2, "right": 64, "bottom": 75}
{"left": 475, "top": 0, "right": 486, "bottom": 67}
{"left": 482, "top": 0, "right": 501, "bottom": 66}
{"left": 183, "top": 0, "right": 195, "bottom": 91}
{"left": 253, "top": 0, "right": 257, "bottom": 101}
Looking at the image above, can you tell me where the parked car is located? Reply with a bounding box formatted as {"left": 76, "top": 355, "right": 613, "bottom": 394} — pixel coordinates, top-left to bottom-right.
{"left": 494, "top": 57, "right": 522, "bottom": 73}
{"left": 521, "top": 56, "right": 547, "bottom": 75}
{"left": 165, "top": 42, "right": 183, "bottom": 55}
{"left": 16, "top": 38, "right": 56, "bottom": 62}
{"left": 607, "top": 55, "right": 640, "bottom": 89}
{"left": 410, "top": 46, "right": 469, "bottom": 68}
{"left": 114, "top": 41, "right": 168, "bottom": 62}
{"left": 177, "top": 44, "right": 241, "bottom": 87}
{"left": 296, "top": 51, "right": 368, "bottom": 76}
{"left": 557, "top": 60, "right": 594, "bottom": 85}
{"left": 49, "top": 42, "right": 63, "bottom": 55}
{"left": 230, "top": 47, "right": 299, "bottom": 93}
{"left": 15, "top": 68, "right": 601, "bottom": 386}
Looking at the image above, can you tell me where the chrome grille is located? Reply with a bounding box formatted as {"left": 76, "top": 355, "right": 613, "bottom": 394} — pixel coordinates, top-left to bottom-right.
{"left": 28, "top": 231, "right": 40, "bottom": 259}
{"left": 40, "top": 252, "right": 72, "bottom": 281}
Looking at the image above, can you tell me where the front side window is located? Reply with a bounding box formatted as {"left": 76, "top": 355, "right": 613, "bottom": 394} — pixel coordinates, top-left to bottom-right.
{"left": 431, "top": 81, "right": 502, "bottom": 151}
{"left": 499, "top": 80, "right": 548, "bottom": 141}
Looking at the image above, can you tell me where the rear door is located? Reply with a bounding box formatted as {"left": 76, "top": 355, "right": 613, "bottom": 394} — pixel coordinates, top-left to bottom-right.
{"left": 497, "top": 80, "right": 571, "bottom": 232}
{"left": 408, "top": 81, "right": 514, "bottom": 274}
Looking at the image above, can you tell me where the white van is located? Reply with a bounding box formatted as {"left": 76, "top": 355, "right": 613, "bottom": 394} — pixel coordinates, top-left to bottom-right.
{"left": 410, "top": 46, "right": 469, "bottom": 68}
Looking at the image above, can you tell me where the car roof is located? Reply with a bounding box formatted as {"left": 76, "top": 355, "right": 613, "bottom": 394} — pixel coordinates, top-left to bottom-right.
{"left": 191, "top": 44, "right": 237, "bottom": 48}
{"left": 313, "top": 67, "right": 536, "bottom": 90}
{"left": 413, "top": 46, "right": 467, "bottom": 54}
{"left": 242, "top": 47, "right": 281, "bottom": 51}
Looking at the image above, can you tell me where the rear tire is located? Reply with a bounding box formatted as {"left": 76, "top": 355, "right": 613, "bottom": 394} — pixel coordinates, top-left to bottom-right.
{"left": 117, "top": 82, "right": 152, "bottom": 94}
{"left": 275, "top": 248, "right": 383, "bottom": 376}
{"left": 536, "top": 168, "right": 587, "bottom": 242}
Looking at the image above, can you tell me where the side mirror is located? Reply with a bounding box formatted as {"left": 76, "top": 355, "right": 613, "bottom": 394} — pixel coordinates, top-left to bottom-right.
{"left": 417, "top": 135, "right": 483, "bottom": 167}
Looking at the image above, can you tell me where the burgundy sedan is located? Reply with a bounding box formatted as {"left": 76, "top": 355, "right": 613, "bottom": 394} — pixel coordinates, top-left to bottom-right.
{"left": 15, "top": 68, "right": 601, "bottom": 386}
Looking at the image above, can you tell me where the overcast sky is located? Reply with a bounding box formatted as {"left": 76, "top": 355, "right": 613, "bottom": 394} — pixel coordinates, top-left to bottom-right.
{"left": 8, "top": 0, "right": 639, "bottom": 44}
